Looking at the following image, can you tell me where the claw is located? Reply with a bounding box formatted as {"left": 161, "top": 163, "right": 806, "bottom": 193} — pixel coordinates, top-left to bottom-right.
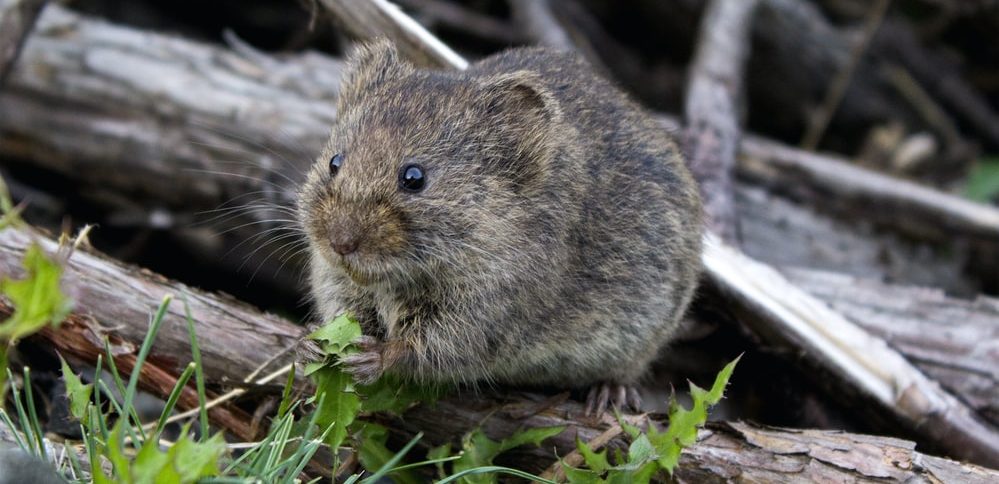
{"left": 584, "top": 382, "right": 642, "bottom": 416}
{"left": 341, "top": 336, "right": 384, "bottom": 385}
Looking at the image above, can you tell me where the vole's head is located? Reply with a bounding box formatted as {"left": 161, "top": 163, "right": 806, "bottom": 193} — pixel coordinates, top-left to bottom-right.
{"left": 299, "top": 40, "right": 562, "bottom": 287}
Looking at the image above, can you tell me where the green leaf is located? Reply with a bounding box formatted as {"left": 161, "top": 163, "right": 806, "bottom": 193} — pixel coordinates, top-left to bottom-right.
{"left": 575, "top": 438, "right": 610, "bottom": 474}
{"left": 312, "top": 366, "right": 360, "bottom": 451}
{"left": 0, "top": 244, "right": 72, "bottom": 340}
{"left": 498, "top": 426, "right": 565, "bottom": 453}
{"left": 132, "top": 439, "right": 176, "bottom": 484}
{"left": 427, "top": 443, "right": 452, "bottom": 478}
{"left": 452, "top": 426, "right": 565, "bottom": 484}
{"left": 358, "top": 375, "right": 435, "bottom": 414}
{"left": 562, "top": 462, "right": 605, "bottom": 484}
{"left": 59, "top": 357, "right": 92, "bottom": 420}
{"left": 649, "top": 356, "right": 740, "bottom": 474}
{"left": 166, "top": 430, "right": 226, "bottom": 482}
{"left": 625, "top": 434, "right": 655, "bottom": 466}
{"left": 106, "top": 422, "right": 132, "bottom": 483}
{"left": 964, "top": 157, "right": 999, "bottom": 203}
{"left": 308, "top": 313, "right": 362, "bottom": 356}
{"left": 356, "top": 423, "right": 422, "bottom": 484}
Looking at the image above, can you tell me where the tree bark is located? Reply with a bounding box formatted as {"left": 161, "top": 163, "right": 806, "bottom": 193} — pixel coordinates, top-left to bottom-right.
{"left": 683, "top": 0, "right": 758, "bottom": 243}
{"left": 397, "top": 396, "right": 999, "bottom": 482}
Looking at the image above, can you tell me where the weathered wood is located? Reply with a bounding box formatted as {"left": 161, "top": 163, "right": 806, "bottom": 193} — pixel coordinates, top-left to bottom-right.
{"left": 508, "top": 0, "right": 575, "bottom": 52}
{"left": 738, "top": 135, "right": 999, "bottom": 246}
{"left": 0, "top": 227, "right": 303, "bottom": 390}
{"left": 394, "top": 0, "right": 521, "bottom": 45}
{"left": 785, "top": 268, "right": 999, "bottom": 427}
{"left": 0, "top": 0, "right": 47, "bottom": 88}
{"left": 397, "top": 395, "right": 999, "bottom": 481}
{"left": 316, "top": 0, "right": 467, "bottom": 69}
{"left": 4, "top": 4, "right": 997, "bottom": 277}
{"left": 704, "top": 237, "right": 999, "bottom": 467}
{"left": 7, "top": 225, "right": 999, "bottom": 482}
{"left": 683, "top": 0, "right": 758, "bottom": 243}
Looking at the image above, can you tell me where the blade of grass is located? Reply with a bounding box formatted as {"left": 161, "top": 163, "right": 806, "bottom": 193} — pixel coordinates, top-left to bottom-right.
{"left": 182, "top": 295, "right": 210, "bottom": 440}
{"left": 0, "top": 409, "right": 29, "bottom": 450}
{"left": 22, "top": 367, "right": 47, "bottom": 460}
{"left": 7, "top": 368, "right": 38, "bottom": 456}
{"left": 152, "top": 362, "right": 196, "bottom": 437}
{"left": 437, "top": 466, "right": 557, "bottom": 484}
{"left": 101, "top": 338, "right": 145, "bottom": 443}
{"left": 360, "top": 433, "right": 423, "bottom": 484}
{"left": 121, "top": 295, "right": 173, "bottom": 442}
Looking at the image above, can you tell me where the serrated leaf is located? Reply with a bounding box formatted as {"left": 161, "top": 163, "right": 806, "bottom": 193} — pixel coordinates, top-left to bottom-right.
{"left": 498, "top": 425, "right": 564, "bottom": 452}
{"left": 650, "top": 356, "right": 740, "bottom": 474}
{"left": 359, "top": 375, "right": 434, "bottom": 414}
{"left": 563, "top": 462, "right": 605, "bottom": 484}
{"left": 428, "top": 443, "right": 452, "bottom": 478}
{"left": 452, "top": 426, "right": 565, "bottom": 484}
{"left": 576, "top": 438, "right": 610, "bottom": 474}
{"left": 312, "top": 366, "right": 360, "bottom": 451}
{"left": 626, "top": 434, "right": 655, "bottom": 466}
{"left": 60, "top": 357, "right": 92, "bottom": 420}
{"left": 168, "top": 431, "right": 226, "bottom": 482}
{"left": 357, "top": 423, "right": 421, "bottom": 484}
{"left": 307, "top": 314, "right": 361, "bottom": 355}
{"left": 0, "top": 244, "right": 72, "bottom": 340}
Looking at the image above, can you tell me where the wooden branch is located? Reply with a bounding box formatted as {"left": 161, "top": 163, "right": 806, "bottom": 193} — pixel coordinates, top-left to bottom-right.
{"left": 0, "top": 227, "right": 304, "bottom": 390}
{"left": 316, "top": 0, "right": 467, "bottom": 69}
{"left": 703, "top": 236, "right": 999, "bottom": 467}
{"left": 4, "top": 222, "right": 999, "bottom": 474}
{"left": 396, "top": 395, "right": 999, "bottom": 481}
{"left": 508, "top": 0, "right": 575, "bottom": 51}
{"left": 394, "top": 0, "right": 521, "bottom": 45}
{"left": 785, "top": 268, "right": 999, "bottom": 426}
{"left": 683, "top": 0, "right": 759, "bottom": 243}
{"left": 738, "top": 134, "right": 999, "bottom": 244}
{"left": 0, "top": 0, "right": 47, "bottom": 88}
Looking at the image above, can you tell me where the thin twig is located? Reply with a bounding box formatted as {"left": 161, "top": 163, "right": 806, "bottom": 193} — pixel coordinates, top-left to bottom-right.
{"left": 0, "top": 0, "right": 48, "bottom": 88}
{"left": 800, "top": 0, "right": 891, "bottom": 150}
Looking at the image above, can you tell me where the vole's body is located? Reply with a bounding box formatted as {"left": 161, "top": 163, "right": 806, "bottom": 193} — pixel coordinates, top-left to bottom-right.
{"left": 299, "top": 41, "right": 701, "bottom": 396}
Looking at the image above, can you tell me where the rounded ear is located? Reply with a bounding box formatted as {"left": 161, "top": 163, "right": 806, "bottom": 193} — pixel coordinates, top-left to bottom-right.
{"left": 476, "top": 71, "right": 563, "bottom": 184}
{"left": 478, "top": 70, "right": 562, "bottom": 127}
{"left": 338, "top": 38, "right": 413, "bottom": 106}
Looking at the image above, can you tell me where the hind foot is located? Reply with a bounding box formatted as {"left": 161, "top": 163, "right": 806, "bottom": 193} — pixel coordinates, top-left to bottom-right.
{"left": 584, "top": 382, "right": 642, "bottom": 416}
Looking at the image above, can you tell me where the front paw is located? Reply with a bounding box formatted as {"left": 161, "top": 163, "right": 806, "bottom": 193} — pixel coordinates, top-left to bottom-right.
{"left": 341, "top": 335, "right": 384, "bottom": 385}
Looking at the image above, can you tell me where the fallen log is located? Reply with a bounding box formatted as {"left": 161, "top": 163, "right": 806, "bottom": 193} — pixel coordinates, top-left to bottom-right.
{"left": 2, "top": 3, "right": 997, "bottom": 288}
{"left": 3, "top": 224, "right": 998, "bottom": 478}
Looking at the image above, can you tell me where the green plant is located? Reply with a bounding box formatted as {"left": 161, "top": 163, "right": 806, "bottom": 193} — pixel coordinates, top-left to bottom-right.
{"left": 964, "top": 157, "right": 999, "bottom": 203}
{"left": 563, "top": 356, "right": 741, "bottom": 483}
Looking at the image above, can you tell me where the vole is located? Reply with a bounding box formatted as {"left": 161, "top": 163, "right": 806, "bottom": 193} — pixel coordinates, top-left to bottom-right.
{"left": 298, "top": 39, "right": 702, "bottom": 414}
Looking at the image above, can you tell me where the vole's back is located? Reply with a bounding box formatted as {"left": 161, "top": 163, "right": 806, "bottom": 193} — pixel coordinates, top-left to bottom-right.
{"left": 467, "top": 49, "right": 703, "bottom": 385}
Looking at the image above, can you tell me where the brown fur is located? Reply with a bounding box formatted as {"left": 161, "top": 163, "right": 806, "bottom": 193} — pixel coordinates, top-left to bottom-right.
{"left": 298, "top": 39, "right": 702, "bottom": 389}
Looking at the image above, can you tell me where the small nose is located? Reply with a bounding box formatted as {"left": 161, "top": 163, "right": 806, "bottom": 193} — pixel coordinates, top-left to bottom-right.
{"left": 331, "top": 234, "right": 361, "bottom": 256}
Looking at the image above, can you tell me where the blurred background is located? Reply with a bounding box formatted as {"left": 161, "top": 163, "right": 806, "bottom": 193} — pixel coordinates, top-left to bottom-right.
{"left": 2, "top": 0, "right": 999, "bottom": 466}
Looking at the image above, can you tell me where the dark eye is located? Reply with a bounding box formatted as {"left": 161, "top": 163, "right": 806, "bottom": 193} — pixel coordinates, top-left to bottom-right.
{"left": 399, "top": 164, "right": 426, "bottom": 192}
{"left": 328, "top": 153, "right": 344, "bottom": 177}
